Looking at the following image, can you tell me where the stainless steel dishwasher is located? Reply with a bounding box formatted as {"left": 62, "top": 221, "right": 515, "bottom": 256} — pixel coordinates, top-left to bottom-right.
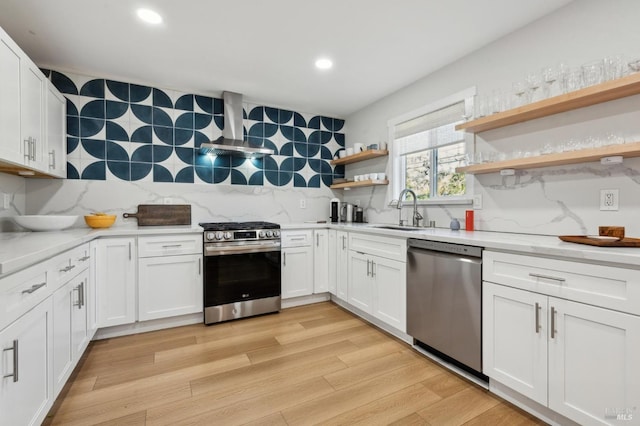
{"left": 407, "top": 239, "right": 486, "bottom": 381}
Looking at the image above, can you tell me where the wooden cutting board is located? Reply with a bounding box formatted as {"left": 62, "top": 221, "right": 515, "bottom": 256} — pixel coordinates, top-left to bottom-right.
{"left": 559, "top": 235, "right": 640, "bottom": 247}
{"left": 123, "top": 204, "right": 191, "bottom": 226}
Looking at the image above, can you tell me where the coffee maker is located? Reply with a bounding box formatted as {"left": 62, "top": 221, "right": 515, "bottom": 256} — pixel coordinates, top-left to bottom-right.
{"left": 330, "top": 198, "right": 341, "bottom": 223}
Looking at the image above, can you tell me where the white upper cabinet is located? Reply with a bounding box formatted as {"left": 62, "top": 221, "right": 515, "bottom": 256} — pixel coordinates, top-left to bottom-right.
{"left": 0, "top": 24, "right": 65, "bottom": 177}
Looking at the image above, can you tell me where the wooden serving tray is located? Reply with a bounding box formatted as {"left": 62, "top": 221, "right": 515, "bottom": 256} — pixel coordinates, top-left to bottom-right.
{"left": 559, "top": 235, "right": 640, "bottom": 247}
{"left": 123, "top": 204, "right": 191, "bottom": 226}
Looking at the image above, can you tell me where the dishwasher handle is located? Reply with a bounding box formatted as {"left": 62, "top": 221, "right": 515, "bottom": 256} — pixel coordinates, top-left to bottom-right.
{"left": 408, "top": 239, "right": 482, "bottom": 258}
{"left": 408, "top": 246, "right": 483, "bottom": 265}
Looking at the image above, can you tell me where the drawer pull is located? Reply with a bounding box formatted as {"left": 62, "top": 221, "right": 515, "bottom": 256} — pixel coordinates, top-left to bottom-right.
{"left": 550, "top": 306, "right": 557, "bottom": 339}
{"left": 162, "top": 244, "right": 182, "bottom": 248}
{"left": 342, "top": 236, "right": 346, "bottom": 250}
{"left": 60, "top": 264, "right": 76, "bottom": 273}
{"left": 528, "top": 273, "right": 565, "bottom": 283}
{"left": 290, "top": 237, "right": 306, "bottom": 241}
{"left": 3, "top": 340, "right": 18, "bottom": 382}
{"left": 534, "top": 302, "right": 541, "bottom": 333}
{"left": 21, "top": 282, "right": 46, "bottom": 295}
{"left": 366, "top": 259, "right": 371, "bottom": 277}
{"left": 78, "top": 255, "right": 90, "bottom": 262}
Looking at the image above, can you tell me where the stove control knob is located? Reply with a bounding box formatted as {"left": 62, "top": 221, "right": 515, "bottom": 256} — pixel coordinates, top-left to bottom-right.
{"left": 266, "top": 230, "right": 273, "bottom": 238}
{"left": 206, "top": 232, "right": 215, "bottom": 241}
{"left": 273, "top": 230, "right": 280, "bottom": 238}
{"left": 224, "top": 232, "right": 232, "bottom": 240}
{"left": 259, "top": 231, "right": 266, "bottom": 238}
{"left": 215, "top": 232, "right": 224, "bottom": 240}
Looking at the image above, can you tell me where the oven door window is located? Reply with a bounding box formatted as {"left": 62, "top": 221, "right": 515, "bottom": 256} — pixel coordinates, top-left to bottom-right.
{"left": 204, "top": 251, "right": 281, "bottom": 306}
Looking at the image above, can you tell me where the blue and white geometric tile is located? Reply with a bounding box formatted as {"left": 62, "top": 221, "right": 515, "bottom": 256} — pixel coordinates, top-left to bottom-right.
{"left": 130, "top": 84, "right": 153, "bottom": 105}
{"left": 105, "top": 80, "right": 129, "bottom": 102}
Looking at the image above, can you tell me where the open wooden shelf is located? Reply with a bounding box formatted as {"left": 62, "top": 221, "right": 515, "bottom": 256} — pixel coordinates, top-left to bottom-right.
{"left": 330, "top": 149, "right": 388, "bottom": 166}
{"left": 330, "top": 179, "right": 389, "bottom": 189}
{"left": 456, "top": 72, "right": 640, "bottom": 133}
{"left": 456, "top": 141, "right": 640, "bottom": 175}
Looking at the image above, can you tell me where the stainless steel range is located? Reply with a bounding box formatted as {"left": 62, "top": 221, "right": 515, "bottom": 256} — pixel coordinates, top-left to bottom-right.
{"left": 200, "top": 221, "right": 281, "bottom": 325}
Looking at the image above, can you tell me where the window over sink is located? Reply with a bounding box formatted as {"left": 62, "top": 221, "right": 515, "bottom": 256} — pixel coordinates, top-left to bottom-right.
{"left": 388, "top": 88, "right": 475, "bottom": 204}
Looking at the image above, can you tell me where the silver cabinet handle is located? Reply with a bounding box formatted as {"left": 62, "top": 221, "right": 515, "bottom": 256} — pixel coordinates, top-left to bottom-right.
{"left": 162, "top": 244, "right": 182, "bottom": 248}
{"left": 60, "top": 264, "right": 76, "bottom": 272}
{"left": 24, "top": 138, "right": 31, "bottom": 161}
{"left": 316, "top": 233, "right": 319, "bottom": 247}
{"left": 535, "top": 302, "right": 541, "bottom": 333}
{"left": 129, "top": 242, "right": 132, "bottom": 260}
{"left": 283, "top": 252, "right": 286, "bottom": 266}
{"left": 198, "top": 258, "right": 202, "bottom": 275}
{"left": 3, "top": 340, "right": 18, "bottom": 382}
{"left": 78, "top": 255, "right": 90, "bottom": 262}
{"left": 550, "top": 306, "right": 557, "bottom": 339}
{"left": 366, "top": 259, "right": 371, "bottom": 277}
{"left": 31, "top": 138, "right": 37, "bottom": 161}
{"left": 49, "top": 150, "right": 56, "bottom": 170}
{"left": 21, "top": 282, "right": 46, "bottom": 295}
{"left": 290, "top": 237, "right": 305, "bottom": 241}
{"left": 80, "top": 281, "right": 85, "bottom": 308}
{"left": 371, "top": 261, "right": 376, "bottom": 278}
{"left": 342, "top": 236, "right": 346, "bottom": 250}
{"left": 73, "top": 284, "right": 82, "bottom": 308}
{"left": 529, "top": 273, "right": 565, "bottom": 283}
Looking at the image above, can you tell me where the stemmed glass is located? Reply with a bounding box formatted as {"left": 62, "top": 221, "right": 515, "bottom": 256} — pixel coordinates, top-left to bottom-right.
{"left": 512, "top": 81, "right": 528, "bottom": 107}
{"left": 526, "top": 72, "right": 543, "bottom": 102}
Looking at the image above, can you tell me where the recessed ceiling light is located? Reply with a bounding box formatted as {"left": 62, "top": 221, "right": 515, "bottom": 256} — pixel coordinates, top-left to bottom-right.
{"left": 136, "top": 8, "right": 163, "bottom": 24}
{"left": 315, "top": 58, "right": 333, "bottom": 70}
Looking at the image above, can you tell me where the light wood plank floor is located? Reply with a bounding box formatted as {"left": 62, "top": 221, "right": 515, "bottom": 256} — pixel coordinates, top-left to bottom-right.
{"left": 44, "top": 302, "right": 545, "bottom": 425}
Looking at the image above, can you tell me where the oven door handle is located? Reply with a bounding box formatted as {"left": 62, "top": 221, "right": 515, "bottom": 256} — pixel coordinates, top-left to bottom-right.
{"left": 205, "top": 244, "right": 281, "bottom": 256}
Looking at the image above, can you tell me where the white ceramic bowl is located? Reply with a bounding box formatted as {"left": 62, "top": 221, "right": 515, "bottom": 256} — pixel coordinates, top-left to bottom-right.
{"left": 13, "top": 215, "right": 78, "bottom": 231}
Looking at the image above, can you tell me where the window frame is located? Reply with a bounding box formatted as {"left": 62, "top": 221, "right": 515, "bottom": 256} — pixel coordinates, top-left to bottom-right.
{"left": 387, "top": 87, "right": 476, "bottom": 206}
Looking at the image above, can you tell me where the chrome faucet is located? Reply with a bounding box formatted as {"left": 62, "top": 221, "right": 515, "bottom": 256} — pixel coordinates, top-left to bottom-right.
{"left": 397, "top": 188, "right": 423, "bottom": 227}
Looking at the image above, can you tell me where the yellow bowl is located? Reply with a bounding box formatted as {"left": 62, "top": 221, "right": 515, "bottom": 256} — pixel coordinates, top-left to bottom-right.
{"left": 84, "top": 214, "right": 117, "bottom": 229}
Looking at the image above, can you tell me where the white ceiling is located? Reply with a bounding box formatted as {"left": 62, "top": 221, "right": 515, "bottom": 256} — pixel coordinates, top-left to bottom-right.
{"left": 0, "top": 0, "right": 573, "bottom": 117}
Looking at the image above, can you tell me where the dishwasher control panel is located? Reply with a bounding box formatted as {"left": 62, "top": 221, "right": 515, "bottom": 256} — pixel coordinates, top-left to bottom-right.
{"left": 407, "top": 239, "right": 483, "bottom": 258}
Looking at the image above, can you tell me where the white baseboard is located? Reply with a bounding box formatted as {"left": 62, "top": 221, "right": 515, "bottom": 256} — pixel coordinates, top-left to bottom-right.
{"left": 94, "top": 312, "right": 203, "bottom": 340}
{"left": 281, "top": 293, "right": 330, "bottom": 308}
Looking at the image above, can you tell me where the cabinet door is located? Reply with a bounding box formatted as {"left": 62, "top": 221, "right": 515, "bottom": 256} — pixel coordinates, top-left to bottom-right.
{"left": 336, "top": 231, "right": 348, "bottom": 301}
{"left": 0, "top": 34, "right": 22, "bottom": 164}
{"left": 138, "top": 254, "right": 203, "bottom": 321}
{"left": 327, "top": 230, "right": 337, "bottom": 295}
{"left": 549, "top": 298, "right": 640, "bottom": 425}
{"left": 52, "top": 280, "right": 73, "bottom": 395}
{"left": 20, "top": 57, "right": 46, "bottom": 170}
{"left": 96, "top": 238, "right": 136, "bottom": 327}
{"left": 45, "top": 80, "right": 66, "bottom": 178}
{"left": 282, "top": 247, "right": 313, "bottom": 299}
{"left": 347, "top": 251, "right": 372, "bottom": 313}
{"left": 483, "top": 282, "right": 548, "bottom": 405}
{"left": 0, "top": 298, "right": 53, "bottom": 426}
{"left": 71, "top": 270, "right": 89, "bottom": 359}
{"left": 313, "top": 230, "right": 329, "bottom": 293}
{"left": 87, "top": 240, "right": 99, "bottom": 338}
{"left": 372, "top": 256, "right": 406, "bottom": 332}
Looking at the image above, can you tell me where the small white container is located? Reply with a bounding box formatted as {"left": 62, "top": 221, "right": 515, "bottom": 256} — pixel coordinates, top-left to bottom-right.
{"left": 377, "top": 172, "right": 386, "bottom": 180}
{"left": 346, "top": 148, "right": 354, "bottom": 156}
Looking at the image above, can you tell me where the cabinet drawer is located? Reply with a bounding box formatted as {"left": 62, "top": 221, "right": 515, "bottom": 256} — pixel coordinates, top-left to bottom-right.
{"left": 138, "top": 234, "right": 202, "bottom": 257}
{"left": 0, "top": 263, "right": 50, "bottom": 330}
{"left": 51, "top": 243, "right": 91, "bottom": 287}
{"left": 349, "top": 232, "right": 407, "bottom": 262}
{"left": 484, "top": 250, "right": 640, "bottom": 315}
{"left": 281, "top": 230, "right": 312, "bottom": 248}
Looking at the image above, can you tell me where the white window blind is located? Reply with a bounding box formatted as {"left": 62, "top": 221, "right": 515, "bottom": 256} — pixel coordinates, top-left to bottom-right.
{"left": 394, "top": 101, "right": 465, "bottom": 156}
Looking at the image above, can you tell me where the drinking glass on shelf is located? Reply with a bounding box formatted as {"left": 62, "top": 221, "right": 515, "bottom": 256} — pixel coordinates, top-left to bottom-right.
{"left": 542, "top": 66, "right": 559, "bottom": 98}
{"left": 604, "top": 55, "right": 625, "bottom": 81}
{"left": 564, "top": 68, "right": 584, "bottom": 93}
{"left": 526, "top": 72, "right": 543, "bottom": 102}
{"left": 512, "top": 81, "right": 528, "bottom": 107}
{"left": 581, "top": 60, "right": 604, "bottom": 87}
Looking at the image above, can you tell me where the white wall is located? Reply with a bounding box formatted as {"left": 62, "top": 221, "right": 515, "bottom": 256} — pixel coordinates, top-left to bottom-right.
{"left": 344, "top": 0, "right": 640, "bottom": 236}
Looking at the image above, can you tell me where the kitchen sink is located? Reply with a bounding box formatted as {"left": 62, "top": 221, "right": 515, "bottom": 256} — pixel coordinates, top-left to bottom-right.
{"left": 371, "top": 224, "right": 428, "bottom": 231}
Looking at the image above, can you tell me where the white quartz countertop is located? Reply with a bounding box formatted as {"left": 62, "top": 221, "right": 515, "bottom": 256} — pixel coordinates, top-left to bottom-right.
{"left": 3, "top": 222, "right": 640, "bottom": 278}
{"left": 0, "top": 225, "right": 203, "bottom": 277}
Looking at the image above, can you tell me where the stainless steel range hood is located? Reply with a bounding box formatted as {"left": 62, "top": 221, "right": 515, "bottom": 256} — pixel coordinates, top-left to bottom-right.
{"left": 199, "top": 91, "right": 274, "bottom": 158}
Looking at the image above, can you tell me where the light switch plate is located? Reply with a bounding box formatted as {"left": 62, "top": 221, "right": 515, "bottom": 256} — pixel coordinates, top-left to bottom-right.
{"left": 473, "top": 194, "right": 483, "bottom": 209}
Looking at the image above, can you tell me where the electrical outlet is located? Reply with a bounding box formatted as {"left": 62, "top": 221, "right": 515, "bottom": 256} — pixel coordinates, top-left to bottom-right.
{"left": 600, "top": 189, "right": 619, "bottom": 211}
{"left": 299, "top": 199, "right": 306, "bottom": 209}
{"left": 473, "top": 194, "right": 483, "bottom": 209}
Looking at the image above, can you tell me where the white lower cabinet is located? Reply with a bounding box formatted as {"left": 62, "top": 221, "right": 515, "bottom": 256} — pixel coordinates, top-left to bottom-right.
{"left": 0, "top": 297, "right": 53, "bottom": 426}
{"left": 484, "top": 281, "right": 640, "bottom": 426}
{"left": 96, "top": 237, "right": 136, "bottom": 327}
{"left": 52, "top": 269, "right": 89, "bottom": 394}
{"left": 328, "top": 230, "right": 337, "bottom": 295}
{"left": 335, "top": 231, "right": 348, "bottom": 301}
{"left": 282, "top": 246, "right": 313, "bottom": 298}
{"left": 347, "top": 233, "right": 407, "bottom": 332}
{"left": 313, "top": 230, "right": 329, "bottom": 293}
{"left": 87, "top": 240, "right": 99, "bottom": 338}
{"left": 138, "top": 254, "right": 202, "bottom": 321}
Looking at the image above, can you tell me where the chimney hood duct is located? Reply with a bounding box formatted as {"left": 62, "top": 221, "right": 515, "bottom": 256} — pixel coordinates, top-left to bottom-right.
{"left": 198, "top": 91, "right": 274, "bottom": 158}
